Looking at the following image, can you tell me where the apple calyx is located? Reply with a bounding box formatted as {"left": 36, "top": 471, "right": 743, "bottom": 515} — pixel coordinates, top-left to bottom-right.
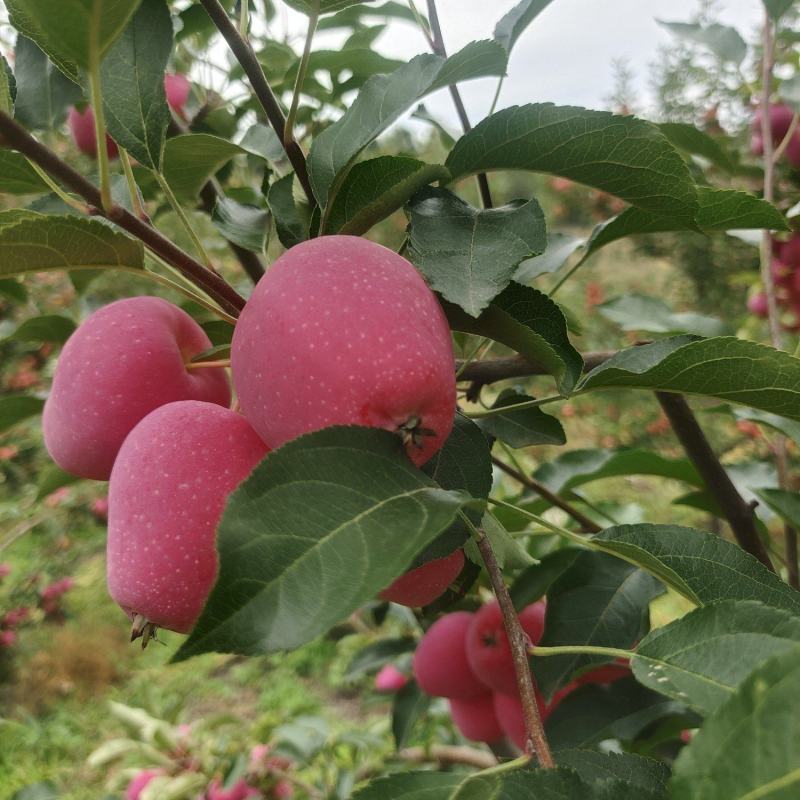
{"left": 130, "top": 613, "right": 161, "bottom": 649}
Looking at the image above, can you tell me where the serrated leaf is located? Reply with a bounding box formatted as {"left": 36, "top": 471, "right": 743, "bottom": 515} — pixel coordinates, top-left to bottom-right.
{"left": 392, "top": 680, "right": 429, "bottom": 748}
{"left": 494, "top": 0, "right": 555, "bottom": 53}
{"left": 12, "top": 35, "right": 82, "bottom": 131}
{"left": 174, "top": 427, "right": 476, "bottom": 660}
{"left": 211, "top": 198, "right": 269, "bottom": 253}
{"left": 580, "top": 335, "right": 800, "bottom": 422}
{"left": 309, "top": 42, "right": 507, "bottom": 207}
{"left": 0, "top": 211, "right": 144, "bottom": 277}
{"left": 671, "top": 648, "right": 800, "bottom": 799}
{"left": 100, "top": 0, "right": 172, "bottom": 169}
{"left": 267, "top": 173, "right": 310, "bottom": 249}
{"left": 0, "top": 396, "right": 45, "bottom": 434}
{"left": 444, "top": 282, "right": 583, "bottom": 395}
{"left": 514, "top": 232, "right": 585, "bottom": 284}
{"left": 345, "top": 637, "right": 416, "bottom": 679}
{"left": 658, "top": 20, "right": 747, "bottom": 66}
{"left": 162, "top": 134, "right": 250, "bottom": 199}
{"left": 324, "top": 156, "right": 449, "bottom": 236}
{"left": 351, "top": 773, "right": 464, "bottom": 800}
{"left": 592, "top": 524, "right": 800, "bottom": 613}
{"left": 755, "top": 488, "right": 800, "bottom": 529}
{"left": 632, "top": 600, "right": 800, "bottom": 715}
{"left": 0, "top": 151, "right": 51, "bottom": 195}
{"left": 555, "top": 750, "right": 670, "bottom": 796}
{"left": 477, "top": 389, "right": 566, "bottom": 448}
{"left": 597, "top": 294, "right": 730, "bottom": 337}
{"left": 510, "top": 549, "right": 581, "bottom": 608}
{"left": 2, "top": 314, "right": 75, "bottom": 344}
{"left": 446, "top": 104, "right": 698, "bottom": 223}
{"left": 406, "top": 187, "right": 546, "bottom": 317}
{"left": 534, "top": 551, "right": 664, "bottom": 697}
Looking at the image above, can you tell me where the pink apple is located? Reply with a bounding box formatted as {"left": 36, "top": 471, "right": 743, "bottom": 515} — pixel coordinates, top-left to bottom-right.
{"left": 91, "top": 497, "right": 110, "bottom": 522}
{"left": 165, "top": 73, "right": 191, "bottom": 118}
{"left": 0, "top": 630, "right": 17, "bottom": 648}
{"left": 231, "top": 236, "right": 456, "bottom": 467}
{"left": 68, "top": 105, "right": 119, "bottom": 159}
{"left": 748, "top": 292, "right": 769, "bottom": 318}
{"left": 378, "top": 549, "right": 464, "bottom": 607}
{"left": 207, "top": 777, "right": 262, "bottom": 800}
{"left": 126, "top": 769, "right": 163, "bottom": 800}
{"left": 492, "top": 690, "right": 550, "bottom": 750}
{"left": 449, "top": 693, "right": 504, "bottom": 743}
{"left": 43, "top": 296, "right": 231, "bottom": 480}
{"left": 374, "top": 664, "right": 409, "bottom": 693}
{"left": 0, "top": 563, "right": 10, "bottom": 580}
{"left": 107, "top": 401, "right": 268, "bottom": 635}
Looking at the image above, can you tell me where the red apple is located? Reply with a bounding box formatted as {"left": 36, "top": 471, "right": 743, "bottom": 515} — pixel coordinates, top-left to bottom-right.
{"left": 68, "top": 105, "right": 119, "bottom": 159}
{"left": 378, "top": 549, "right": 464, "bottom": 607}
{"left": 374, "top": 664, "right": 409, "bottom": 693}
{"left": 449, "top": 693, "right": 504, "bottom": 743}
{"left": 164, "top": 72, "right": 191, "bottom": 118}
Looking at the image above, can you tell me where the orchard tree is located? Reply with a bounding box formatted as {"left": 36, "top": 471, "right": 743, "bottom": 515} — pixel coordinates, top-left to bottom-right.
{"left": 2, "top": 0, "right": 800, "bottom": 798}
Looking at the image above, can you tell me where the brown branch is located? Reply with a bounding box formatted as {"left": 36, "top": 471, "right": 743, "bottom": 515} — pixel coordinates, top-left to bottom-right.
{"left": 424, "top": 0, "right": 493, "bottom": 209}
{"left": 457, "top": 351, "right": 617, "bottom": 386}
{"left": 491, "top": 456, "right": 602, "bottom": 534}
{"left": 0, "top": 112, "right": 245, "bottom": 317}
{"left": 474, "top": 527, "right": 554, "bottom": 767}
{"left": 398, "top": 744, "right": 497, "bottom": 769}
{"left": 656, "top": 392, "right": 775, "bottom": 572}
{"left": 198, "top": 0, "right": 315, "bottom": 207}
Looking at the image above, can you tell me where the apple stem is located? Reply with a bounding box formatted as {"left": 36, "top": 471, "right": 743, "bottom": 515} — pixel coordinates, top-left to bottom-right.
{"left": 186, "top": 359, "right": 231, "bottom": 370}
{"left": 531, "top": 644, "right": 632, "bottom": 660}
{"left": 460, "top": 511, "right": 555, "bottom": 768}
{"left": 466, "top": 394, "right": 564, "bottom": 419}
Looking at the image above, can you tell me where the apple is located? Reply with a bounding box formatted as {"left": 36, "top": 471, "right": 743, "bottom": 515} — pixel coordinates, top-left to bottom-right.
{"left": 374, "top": 664, "right": 409, "bottom": 693}
{"left": 449, "top": 693, "right": 504, "bottom": 743}
{"left": 165, "top": 72, "right": 191, "bottom": 118}
{"left": 68, "top": 105, "right": 119, "bottom": 159}
{"left": 378, "top": 549, "right": 464, "bottom": 607}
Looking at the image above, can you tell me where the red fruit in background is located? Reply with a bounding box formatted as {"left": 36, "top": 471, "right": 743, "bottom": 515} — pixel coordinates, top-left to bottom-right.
{"left": 779, "top": 236, "right": 800, "bottom": 268}
{"left": 207, "top": 777, "right": 261, "bottom": 800}
{"left": 465, "top": 600, "right": 546, "bottom": 695}
{"left": 787, "top": 132, "right": 800, "bottom": 167}
{"left": 126, "top": 769, "right": 163, "bottom": 800}
{"left": 40, "top": 577, "right": 75, "bottom": 602}
{"left": 0, "top": 446, "right": 18, "bottom": 460}
{"left": 164, "top": 72, "right": 191, "bottom": 117}
{"left": 91, "top": 497, "right": 109, "bottom": 522}
{"left": 374, "top": 664, "right": 409, "bottom": 693}
{"left": 43, "top": 297, "right": 231, "bottom": 480}
{"left": 753, "top": 104, "right": 795, "bottom": 144}
{"left": 413, "top": 611, "right": 486, "bottom": 699}
{"left": 492, "top": 690, "right": 550, "bottom": 750}
{"left": 750, "top": 133, "right": 764, "bottom": 156}
{"left": 68, "top": 106, "right": 119, "bottom": 159}
{"left": 0, "top": 563, "right": 10, "bottom": 580}
{"left": 378, "top": 550, "right": 464, "bottom": 607}
{"left": 2, "top": 606, "right": 29, "bottom": 628}
{"left": 44, "top": 486, "right": 71, "bottom": 508}
{"left": 573, "top": 660, "right": 631, "bottom": 687}
{"left": 107, "top": 401, "right": 268, "bottom": 635}
{"left": 231, "top": 236, "right": 456, "bottom": 467}
{"left": 449, "top": 693, "right": 504, "bottom": 743}
{"left": 272, "top": 781, "right": 294, "bottom": 799}
{"left": 0, "top": 630, "right": 17, "bottom": 648}
{"left": 748, "top": 292, "right": 769, "bottom": 318}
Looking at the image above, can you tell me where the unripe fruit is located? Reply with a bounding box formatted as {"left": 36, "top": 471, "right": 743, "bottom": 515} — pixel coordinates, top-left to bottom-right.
{"left": 449, "top": 693, "right": 504, "bottom": 743}
{"left": 126, "top": 770, "right": 162, "bottom": 800}
{"left": 68, "top": 105, "right": 119, "bottom": 159}
{"left": 43, "top": 297, "right": 230, "bottom": 480}
{"left": 466, "top": 600, "right": 546, "bottom": 695}
{"left": 374, "top": 664, "right": 409, "bottom": 693}
{"left": 231, "top": 236, "right": 456, "bottom": 466}
{"left": 413, "top": 611, "right": 486, "bottom": 699}
{"left": 164, "top": 73, "right": 191, "bottom": 117}
{"left": 107, "top": 401, "right": 268, "bottom": 638}
{"left": 378, "top": 549, "right": 464, "bottom": 607}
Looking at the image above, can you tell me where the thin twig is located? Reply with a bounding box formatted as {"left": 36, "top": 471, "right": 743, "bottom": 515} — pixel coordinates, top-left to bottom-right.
{"left": 398, "top": 745, "right": 497, "bottom": 769}
{"left": 656, "top": 392, "right": 775, "bottom": 572}
{"left": 491, "top": 456, "right": 602, "bottom": 534}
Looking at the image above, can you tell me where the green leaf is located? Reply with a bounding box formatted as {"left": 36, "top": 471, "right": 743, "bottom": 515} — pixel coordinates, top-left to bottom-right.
{"left": 211, "top": 198, "right": 269, "bottom": 253}
{"left": 444, "top": 283, "right": 583, "bottom": 395}
{"left": 764, "top": 0, "right": 795, "bottom": 20}
{"left": 324, "top": 157, "right": 449, "bottom": 236}
{"left": 100, "top": 0, "right": 171, "bottom": 170}
{"left": 190, "top": 344, "right": 231, "bottom": 364}
{"left": 0, "top": 395, "right": 45, "bottom": 434}
{"left": 10, "top": 783, "right": 59, "bottom": 800}
{"left": 494, "top": 0, "right": 555, "bottom": 53}
{"left": 446, "top": 104, "right": 698, "bottom": 223}
{"left": 0, "top": 151, "right": 51, "bottom": 195}
{"left": 293, "top": 48, "right": 404, "bottom": 84}
{"left": 657, "top": 20, "right": 748, "bottom": 66}
{"left": 632, "top": 600, "right": 800, "bottom": 715}
{"left": 0, "top": 211, "right": 144, "bottom": 278}
{"left": 6, "top": 0, "right": 143, "bottom": 75}
{"left": 755, "top": 488, "right": 800, "bottom": 530}
{"left": 0, "top": 280, "right": 28, "bottom": 303}
{"left": 555, "top": 750, "right": 670, "bottom": 796}
{"left": 464, "top": 511, "right": 535, "bottom": 570}
{"left": 510, "top": 549, "right": 581, "bottom": 608}
{"left": 597, "top": 294, "right": 731, "bottom": 337}
{"left": 317, "top": 1, "right": 418, "bottom": 28}
{"left": 162, "top": 134, "right": 249, "bottom": 199}
{"left": 267, "top": 173, "right": 310, "bottom": 249}
{"left": 345, "top": 637, "right": 416, "bottom": 679}
{"left": 2, "top": 314, "right": 75, "bottom": 344}
{"left": 534, "top": 551, "right": 664, "bottom": 697}
{"left": 514, "top": 232, "right": 585, "bottom": 284}
{"left": 392, "top": 680, "right": 430, "bottom": 749}
{"left": 592, "top": 524, "right": 800, "bottom": 613}
{"left": 671, "top": 648, "right": 800, "bottom": 799}
{"left": 36, "top": 465, "right": 82, "bottom": 501}
{"left": 0, "top": 56, "right": 14, "bottom": 117}
{"left": 406, "top": 188, "right": 546, "bottom": 317}
{"left": 174, "top": 427, "right": 476, "bottom": 660}
{"left": 351, "top": 773, "right": 464, "bottom": 800}
{"left": 580, "top": 336, "right": 800, "bottom": 422}
{"left": 12, "top": 35, "right": 82, "bottom": 130}
{"left": 284, "top": 0, "right": 380, "bottom": 15}
{"left": 240, "top": 123, "right": 287, "bottom": 164}
{"left": 477, "top": 389, "right": 566, "bottom": 448}
{"left": 725, "top": 407, "right": 800, "bottom": 447}
{"left": 309, "top": 42, "right": 507, "bottom": 207}
{"left": 659, "top": 123, "right": 739, "bottom": 173}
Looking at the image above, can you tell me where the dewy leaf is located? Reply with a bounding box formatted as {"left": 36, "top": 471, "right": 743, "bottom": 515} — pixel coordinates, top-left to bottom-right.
{"left": 13, "top": 36, "right": 82, "bottom": 131}
{"left": 580, "top": 335, "right": 800, "bottom": 422}
{"left": 174, "top": 427, "right": 476, "bottom": 660}
{"left": 597, "top": 294, "right": 731, "bottom": 337}
{"left": 632, "top": 600, "right": 800, "bottom": 716}
{"left": 444, "top": 282, "right": 583, "bottom": 395}
{"left": 309, "top": 42, "right": 507, "bottom": 207}
{"left": 6, "top": 0, "right": 143, "bottom": 75}
{"left": 0, "top": 211, "right": 145, "bottom": 278}
{"left": 100, "top": 0, "right": 172, "bottom": 170}
{"left": 267, "top": 173, "right": 310, "bottom": 250}
{"left": 592, "top": 524, "right": 800, "bottom": 613}
{"left": 406, "top": 187, "right": 546, "bottom": 317}
{"left": 162, "top": 135, "right": 251, "bottom": 199}
{"left": 0, "top": 396, "right": 45, "bottom": 435}
{"left": 446, "top": 104, "right": 699, "bottom": 223}
{"left": 657, "top": 20, "right": 748, "bottom": 66}
{"left": 670, "top": 648, "right": 800, "bottom": 800}
{"left": 211, "top": 198, "right": 270, "bottom": 253}
{"left": 0, "top": 151, "right": 51, "bottom": 195}
{"left": 494, "top": 0, "right": 556, "bottom": 54}
{"left": 534, "top": 550, "right": 664, "bottom": 697}
{"left": 477, "top": 389, "right": 566, "bottom": 448}
{"left": 325, "top": 157, "right": 449, "bottom": 236}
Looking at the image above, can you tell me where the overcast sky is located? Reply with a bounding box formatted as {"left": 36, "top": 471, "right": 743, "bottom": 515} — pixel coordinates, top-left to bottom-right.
{"left": 273, "top": 0, "right": 764, "bottom": 126}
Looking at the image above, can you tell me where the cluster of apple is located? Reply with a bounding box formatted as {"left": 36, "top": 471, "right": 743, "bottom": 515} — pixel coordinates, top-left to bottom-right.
{"left": 750, "top": 103, "right": 800, "bottom": 167}
{"left": 43, "top": 237, "right": 458, "bottom": 642}
{"left": 748, "top": 234, "right": 800, "bottom": 329}
{"left": 68, "top": 73, "right": 191, "bottom": 159}
{"left": 412, "top": 599, "right": 630, "bottom": 750}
